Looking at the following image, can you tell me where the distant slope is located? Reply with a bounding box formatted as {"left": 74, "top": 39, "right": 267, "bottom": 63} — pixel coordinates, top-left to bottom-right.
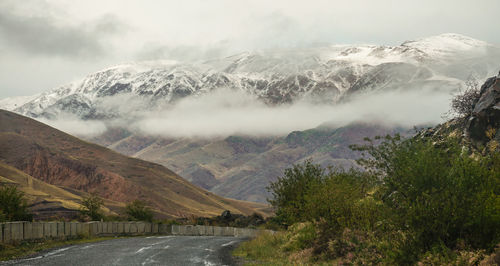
{"left": 0, "top": 110, "right": 268, "bottom": 218}
{"left": 91, "top": 123, "right": 409, "bottom": 202}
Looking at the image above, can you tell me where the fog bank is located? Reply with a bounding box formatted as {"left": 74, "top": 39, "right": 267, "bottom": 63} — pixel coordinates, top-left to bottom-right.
{"left": 38, "top": 88, "right": 453, "bottom": 138}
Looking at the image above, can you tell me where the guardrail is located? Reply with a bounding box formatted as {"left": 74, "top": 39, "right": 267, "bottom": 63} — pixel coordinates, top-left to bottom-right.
{"left": 0, "top": 221, "right": 267, "bottom": 243}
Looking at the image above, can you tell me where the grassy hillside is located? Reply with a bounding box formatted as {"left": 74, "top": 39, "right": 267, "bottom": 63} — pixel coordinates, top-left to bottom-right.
{"left": 0, "top": 162, "right": 125, "bottom": 219}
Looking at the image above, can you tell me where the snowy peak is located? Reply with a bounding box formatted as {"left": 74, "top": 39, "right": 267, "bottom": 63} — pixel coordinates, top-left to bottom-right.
{"left": 4, "top": 34, "right": 500, "bottom": 120}
{"left": 401, "top": 33, "right": 492, "bottom": 58}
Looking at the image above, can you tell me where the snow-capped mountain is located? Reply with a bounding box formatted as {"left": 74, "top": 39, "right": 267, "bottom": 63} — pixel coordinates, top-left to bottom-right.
{"left": 2, "top": 33, "right": 499, "bottom": 203}
{"left": 5, "top": 34, "right": 499, "bottom": 120}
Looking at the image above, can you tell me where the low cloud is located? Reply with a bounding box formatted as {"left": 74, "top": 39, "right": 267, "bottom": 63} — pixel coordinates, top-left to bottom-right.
{"left": 38, "top": 116, "right": 107, "bottom": 137}
{"left": 129, "top": 89, "right": 451, "bottom": 138}
{"left": 39, "top": 88, "right": 453, "bottom": 138}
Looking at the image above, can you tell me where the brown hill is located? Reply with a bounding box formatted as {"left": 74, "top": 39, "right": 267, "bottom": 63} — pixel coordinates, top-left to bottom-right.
{"left": 0, "top": 110, "right": 269, "bottom": 218}
{"left": 0, "top": 161, "right": 123, "bottom": 219}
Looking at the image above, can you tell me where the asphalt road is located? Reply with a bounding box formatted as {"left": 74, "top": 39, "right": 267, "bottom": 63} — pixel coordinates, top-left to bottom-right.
{"left": 2, "top": 236, "right": 247, "bottom": 266}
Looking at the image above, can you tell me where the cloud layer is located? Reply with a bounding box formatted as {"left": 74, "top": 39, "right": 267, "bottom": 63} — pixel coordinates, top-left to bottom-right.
{"left": 38, "top": 88, "right": 452, "bottom": 138}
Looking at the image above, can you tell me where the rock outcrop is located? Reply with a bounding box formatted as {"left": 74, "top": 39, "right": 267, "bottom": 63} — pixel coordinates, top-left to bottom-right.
{"left": 466, "top": 72, "right": 500, "bottom": 146}
{"left": 419, "top": 71, "right": 500, "bottom": 154}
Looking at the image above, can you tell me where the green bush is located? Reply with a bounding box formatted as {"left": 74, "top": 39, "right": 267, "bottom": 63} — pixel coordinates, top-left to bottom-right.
{"left": 79, "top": 194, "right": 104, "bottom": 221}
{"left": 269, "top": 135, "right": 499, "bottom": 263}
{"left": 0, "top": 185, "right": 32, "bottom": 222}
{"left": 125, "top": 200, "right": 154, "bottom": 222}
{"left": 267, "top": 160, "right": 326, "bottom": 226}
{"left": 357, "top": 136, "right": 500, "bottom": 260}
{"left": 263, "top": 134, "right": 500, "bottom": 264}
{"left": 304, "top": 169, "right": 378, "bottom": 231}
{"left": 283, "top": 222, "right": 317, "bottom": 252}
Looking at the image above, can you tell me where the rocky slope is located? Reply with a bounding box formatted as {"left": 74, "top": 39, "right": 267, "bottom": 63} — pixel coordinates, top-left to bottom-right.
{"left": 419, "top": 71, "right": 500, "bottom": 153}
{"left": 0, "top": 110, "right": 269, "bottom": 217}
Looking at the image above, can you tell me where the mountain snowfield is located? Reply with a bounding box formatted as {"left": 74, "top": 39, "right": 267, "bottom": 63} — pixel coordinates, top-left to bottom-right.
{"left": 2, "top": 33, "right": 500, "bottom": 202}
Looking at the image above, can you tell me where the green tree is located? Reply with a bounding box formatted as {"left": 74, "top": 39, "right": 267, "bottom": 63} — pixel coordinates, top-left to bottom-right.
{"left": 267, "top": 160, "right": 326, "bottom": 226}
{"left": 0, "top": 185, "right": 32, "bottom": 222}
{"left": 125, "top": 200, "right": 153, "bottom": 222}
{"left": 79, "top": 194, "right": 104, "bottom": 221}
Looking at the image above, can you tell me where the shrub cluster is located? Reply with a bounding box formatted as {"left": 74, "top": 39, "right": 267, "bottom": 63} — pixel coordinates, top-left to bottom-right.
{"left": 0, "top": 186, "right": 32, "bottom": 222}
{"left": 78, "top": 194, "right": 104, "bottom": 221}
{"left": 125, "top": 200, "right": 154, "bottom": 222}
{"left": 267, "top": 136, "right": 500, "bottom": 264}
{"left": 188, "top": 210, "right": 265, "bottom": 228}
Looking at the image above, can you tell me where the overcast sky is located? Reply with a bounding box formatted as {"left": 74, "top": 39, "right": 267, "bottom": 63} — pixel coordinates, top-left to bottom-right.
{"left": 0, "top": 0, "right": 499, "bottom": 98}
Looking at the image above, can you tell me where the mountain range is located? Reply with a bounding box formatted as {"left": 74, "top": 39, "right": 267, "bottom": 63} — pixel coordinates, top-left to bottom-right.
{"left": 2, "top": 33, "right": 499, "bottom": 203}
{"left": 4, "top": 33, "right": 499, "bottom": 118}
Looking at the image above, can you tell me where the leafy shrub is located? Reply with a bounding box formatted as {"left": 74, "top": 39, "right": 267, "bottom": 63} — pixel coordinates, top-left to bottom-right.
{"left": 282, "top": 222, "right": 317, "bottom": 252}
{"left": 264, "top": 132, "right": 500, "bottom": 264}
{"left": 0, "top": 185, "right": 32, "bottom": 222}
{"left": 357, "top": 136, "right": 500, "bottom": 260}
{"left": 125, "top": 200, "right": 154, "bottom": 222}
{"left": 304, "top": 169, "right": 379, "bottom": 231}
{"left": 79, "top": 194, "right": 104, "bottom": 221}
{"left": 267, "top": 160, "right": 326, "bottom": 226}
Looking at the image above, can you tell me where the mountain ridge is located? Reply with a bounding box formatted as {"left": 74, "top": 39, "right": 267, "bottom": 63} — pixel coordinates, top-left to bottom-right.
{"left": 3, "top": 33, "right": 498, "bottom": 120}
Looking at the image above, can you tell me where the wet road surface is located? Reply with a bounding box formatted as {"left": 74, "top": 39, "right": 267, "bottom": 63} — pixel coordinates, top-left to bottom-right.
{"left": 2, "top": 236, "right": 246, "bottom": 266}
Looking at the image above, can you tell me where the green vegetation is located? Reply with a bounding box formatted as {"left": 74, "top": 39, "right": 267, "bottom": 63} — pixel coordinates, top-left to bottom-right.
{"left": 234, "top": 231, "right": 293, "bottom": 265}
{"left": 79, "top": 194, "right": 104, "bottom": 221}
{"left": 235, "top": 136, "right": 500, "bottom": 265}
{"left": 125, "top": 200, "right": 154, "bottom": 222}
{"left": 0, "top": 186, "right": 32, "bottom": 222}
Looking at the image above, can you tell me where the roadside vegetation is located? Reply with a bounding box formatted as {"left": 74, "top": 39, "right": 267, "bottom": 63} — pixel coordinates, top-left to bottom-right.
{"left": 235, "top": 136, "right": 500, "bottom": 265}
{"left": 125, "top": 200, "right": 154, "bottom": 222}
{"left": 0, "top": 186, "right": 32, "bottom": 222}
{"left": 78, "top": 194, "right": 104, "bottom": 221}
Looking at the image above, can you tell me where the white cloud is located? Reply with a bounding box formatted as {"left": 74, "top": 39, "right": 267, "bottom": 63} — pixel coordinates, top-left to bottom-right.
{"left": 125, "top": 88, "right": 451, "bottom": 138}
{"left": 38, "top": 116, "right": 107, "bottom": 137}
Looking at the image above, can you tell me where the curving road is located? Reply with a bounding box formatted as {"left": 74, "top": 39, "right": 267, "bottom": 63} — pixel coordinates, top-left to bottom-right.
{"left": 2, "top": 236, "right": 246, "bottom": 266}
